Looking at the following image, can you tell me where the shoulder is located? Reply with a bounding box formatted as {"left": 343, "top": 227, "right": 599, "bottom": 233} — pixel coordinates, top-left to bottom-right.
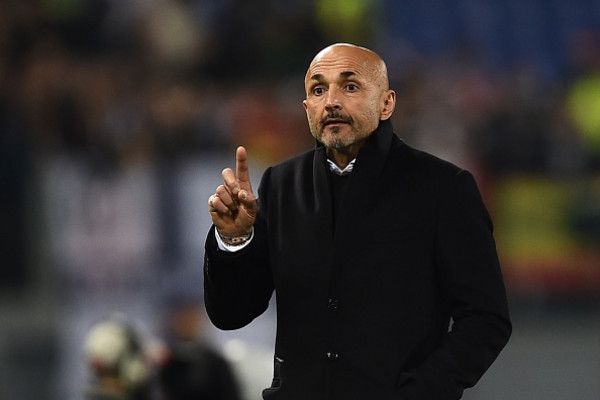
{"left": 387, "top": 138, "right": 470, "bottom": 193}
{"left": 256, "top": 147, "right": 315, "bottom": 196}
{"left": 391, "top": 137, "right": 464, "bottom": 179}
{"left": 391, "top": 138, "right": 486, "bottom": 205}
{"left": 272, "top": 147, "right": 315, "bottom": 171}
{"left": 265, "top": 147, "right": 316, "bottom": 181}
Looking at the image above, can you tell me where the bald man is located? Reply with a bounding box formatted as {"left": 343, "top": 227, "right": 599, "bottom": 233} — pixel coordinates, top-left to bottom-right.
{"left": 204, "top": 43, "right": 511, "bottom": 400}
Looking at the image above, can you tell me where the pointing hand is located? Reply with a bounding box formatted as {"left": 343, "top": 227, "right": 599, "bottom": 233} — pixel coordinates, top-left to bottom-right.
{"left": 208, "top": 146, "right": 258, "bottom": 238}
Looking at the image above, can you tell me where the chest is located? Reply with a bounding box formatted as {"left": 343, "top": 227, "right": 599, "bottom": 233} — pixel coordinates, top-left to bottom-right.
{"left": 265, "top": 170, "right": 438, "bottom": 294}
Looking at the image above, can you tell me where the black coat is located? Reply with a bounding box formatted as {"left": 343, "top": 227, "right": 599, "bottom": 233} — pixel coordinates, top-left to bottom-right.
{"left": 204, "top": 120, "right": 511, "bottom": 400}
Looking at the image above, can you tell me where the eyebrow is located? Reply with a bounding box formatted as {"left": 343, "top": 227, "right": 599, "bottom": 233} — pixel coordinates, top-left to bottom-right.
{"left": 309, "top": 71, "right": 358, "bottom": 82}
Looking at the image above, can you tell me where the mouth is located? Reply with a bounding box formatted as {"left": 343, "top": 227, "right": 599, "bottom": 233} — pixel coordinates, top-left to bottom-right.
{"left": 322, "top": 118, "right": 351, "bottom": 127}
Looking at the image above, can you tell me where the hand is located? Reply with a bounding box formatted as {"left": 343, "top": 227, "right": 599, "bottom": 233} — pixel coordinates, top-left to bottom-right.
{"left": 208, "top": 146, "right": 258, "bottom": 237}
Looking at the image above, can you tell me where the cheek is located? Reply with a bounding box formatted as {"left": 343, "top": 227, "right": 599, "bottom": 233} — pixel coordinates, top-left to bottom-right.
{"left": 304, "top": 101, "right": 314, "bottom": 115}
{"left": 306, "top": 110, "right": 317, "bottom": 125}
{"left": 356, "top": 105, "right": 378, "bottom": 124}
{"left": 353, "top": 105, "right": 381, "bottom": 134}
{"left": 305, "top": 105, "right": 320, "bottom": 123}
{"left": 305, "top": 109, "right": 320, "bottom": 135}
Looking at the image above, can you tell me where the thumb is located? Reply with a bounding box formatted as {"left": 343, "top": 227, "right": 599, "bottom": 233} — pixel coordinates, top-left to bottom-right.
{"left": 238, "top": 189, "right": 257, "bottom": 216}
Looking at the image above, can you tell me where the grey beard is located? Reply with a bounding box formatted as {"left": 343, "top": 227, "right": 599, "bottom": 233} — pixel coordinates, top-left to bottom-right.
{"left": 312, "top": 125, "right": 352, "bottom": 150}
{"left": 328, "top": 136, "right": 348, "bottom": 149}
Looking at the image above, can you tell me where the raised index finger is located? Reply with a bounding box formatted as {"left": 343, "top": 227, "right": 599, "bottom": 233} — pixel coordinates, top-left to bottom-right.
{"left": 236, "top": 146, "right": 251, "bottom": 183}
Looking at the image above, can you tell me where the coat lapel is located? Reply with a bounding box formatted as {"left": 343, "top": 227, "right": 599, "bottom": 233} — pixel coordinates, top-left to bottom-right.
{"left": 332, "top": 120, "right": 395, "bottom": 248}
{"left": 312, "top": 143, "right": 334, "bottom": 243}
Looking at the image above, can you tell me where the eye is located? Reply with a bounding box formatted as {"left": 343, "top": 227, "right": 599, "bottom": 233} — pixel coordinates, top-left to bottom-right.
{"left": 345, "top": 83, "right": 358, "bottom": 92}
{"left": 313, "top": 86, "right": 325, "bottom": 96}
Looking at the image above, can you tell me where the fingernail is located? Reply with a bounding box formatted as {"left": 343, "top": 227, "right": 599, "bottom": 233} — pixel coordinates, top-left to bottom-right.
{"left": 240, "top": 191, "right": 247, "bottom": 200}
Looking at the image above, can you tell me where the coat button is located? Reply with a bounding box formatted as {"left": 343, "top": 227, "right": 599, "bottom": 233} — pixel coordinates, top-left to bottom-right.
{"left": 327, "top": 298, "right": 339, "bottom": 311}
{"left": 326, "top": 351, "right": 339, "bottom": 361}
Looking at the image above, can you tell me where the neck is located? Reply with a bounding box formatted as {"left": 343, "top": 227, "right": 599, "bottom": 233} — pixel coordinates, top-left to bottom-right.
{"left": 326, "top": 140, "right": 366, "bottom": 169}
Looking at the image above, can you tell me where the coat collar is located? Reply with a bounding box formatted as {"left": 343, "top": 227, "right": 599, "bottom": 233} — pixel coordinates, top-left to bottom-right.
{"left": 312, "top": 119, "right": 395, "bottom": 243}
{"left": 347, "top": 118, "right": 394, "bottom": 187}
{"left": 313, "top": 118, "right": 394, "bottom": 176}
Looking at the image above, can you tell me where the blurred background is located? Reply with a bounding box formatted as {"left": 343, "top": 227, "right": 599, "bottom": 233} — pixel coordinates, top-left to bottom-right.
{"left": 1, "top": 0, "right": 599, "bottom": 399}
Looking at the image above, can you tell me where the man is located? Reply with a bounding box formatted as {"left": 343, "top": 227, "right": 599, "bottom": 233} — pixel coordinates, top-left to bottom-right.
{"left": 204, "top": 43, "right": 511, "bottom": 400}
{"left": 83, "top": 318, "right": 150, "bottom": 400}
{"left": 157, "top": 295, "right": 243, "bottom": 400}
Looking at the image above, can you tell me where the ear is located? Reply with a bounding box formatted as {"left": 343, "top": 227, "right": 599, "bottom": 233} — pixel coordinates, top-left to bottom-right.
{"left": 302, "top": 99, "right": 308, "bottom": 111}
{"left": 379, "top": 90, "right": 396, "bottom": 121}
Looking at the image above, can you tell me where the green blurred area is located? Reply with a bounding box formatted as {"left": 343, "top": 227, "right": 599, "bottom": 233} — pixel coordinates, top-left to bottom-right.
{"left": 567, "top": 73, "right": 600, "bottom": 153}
{"left": 494, "top": 175, "right": 600, "bottom": 294}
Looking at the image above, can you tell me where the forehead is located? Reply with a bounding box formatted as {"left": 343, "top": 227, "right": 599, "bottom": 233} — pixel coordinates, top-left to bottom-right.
{"left": 305, "top": 47, "right": 380, "bottom": 82}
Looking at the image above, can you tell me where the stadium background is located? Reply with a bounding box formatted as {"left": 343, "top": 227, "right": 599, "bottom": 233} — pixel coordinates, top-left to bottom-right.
{"left": 0, "top": 0, "right": 599, "bottom": 398}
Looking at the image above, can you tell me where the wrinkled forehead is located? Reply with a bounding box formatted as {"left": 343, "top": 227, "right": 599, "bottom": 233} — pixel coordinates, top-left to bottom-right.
{"left": 305, "top": 45, "right": 388, "bottom": 88}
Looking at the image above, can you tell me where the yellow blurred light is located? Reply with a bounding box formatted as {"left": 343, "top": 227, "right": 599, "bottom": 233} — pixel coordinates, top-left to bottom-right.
{"left": 566, "top": 73, "right": 600, "bottom": 152}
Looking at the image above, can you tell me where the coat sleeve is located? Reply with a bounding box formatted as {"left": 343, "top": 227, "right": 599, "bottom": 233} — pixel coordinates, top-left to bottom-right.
{"left": 398, "top": 169, "right": 512, "bottom": 400}
{"left": 203, "top": 167, "right": 274, "bottom": 330}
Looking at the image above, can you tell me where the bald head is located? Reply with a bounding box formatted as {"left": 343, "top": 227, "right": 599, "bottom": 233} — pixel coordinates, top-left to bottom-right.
{"left": 306, "top": 43, "right": 390, "bottom": 90}
{"left": 302, "top": 42, "right": 396, "bottom": 164}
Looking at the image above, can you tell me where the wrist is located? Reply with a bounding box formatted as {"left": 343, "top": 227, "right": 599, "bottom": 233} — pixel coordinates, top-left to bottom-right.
{"left": 216, "top": 229, "right": 253, "bottom": 246}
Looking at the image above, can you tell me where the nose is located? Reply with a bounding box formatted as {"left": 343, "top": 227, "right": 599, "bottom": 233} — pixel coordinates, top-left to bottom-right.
{"left": 324, "top": 86, "right": 342, "bottom": 112}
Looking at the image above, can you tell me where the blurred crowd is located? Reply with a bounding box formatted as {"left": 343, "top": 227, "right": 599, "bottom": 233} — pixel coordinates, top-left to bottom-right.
{"left": 4, "top": 0, "right": 598, "bottom": 293}
{"left": 83, "top": 302, "right": 243, "bottom": 400}
{"left": 1, "top": 0, "right": 600, "bottom": 399}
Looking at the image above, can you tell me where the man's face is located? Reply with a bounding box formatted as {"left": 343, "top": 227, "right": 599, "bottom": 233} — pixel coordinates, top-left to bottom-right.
{"left": 303, "top": 45, "right": 392, "bottom": 150}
